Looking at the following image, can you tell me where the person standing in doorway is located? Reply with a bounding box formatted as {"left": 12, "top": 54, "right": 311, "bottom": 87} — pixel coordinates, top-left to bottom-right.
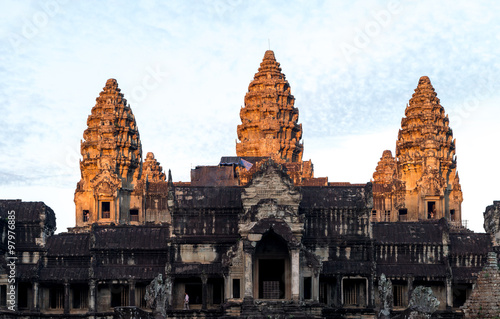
{"left": 184, "top": 292, "right": 189, "bottom": 310}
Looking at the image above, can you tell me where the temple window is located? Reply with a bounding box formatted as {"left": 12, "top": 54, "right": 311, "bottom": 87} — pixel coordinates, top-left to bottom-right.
{"left": 398, "top": 209, "right": 407, "bottom": 221}
{"left": 130, "top": 209, "right": 139, "bottom": 222}
{"left": 101, "top": 202, "right": 110, "bottom": 219}
{"left": 111, "top": 285, "right": 129, "bottom": 308}
{"left": 303, "top": 277, "right": 312, "bottom": 300}
{"left": 18, "top": 283, "right": 30, "bottom": 309}
{"left": 0, "top": 285, "right": 6, "bottom": 307}
{"left": 49, "top": 286, "right": 64, "bottom": 309}
{"left": 83, "top": 210, "right": 89, "bottom": 222}
{"left": 342, "top": 278, "right": 366, "bottom": 307}
{"left": 232, "top": 279, "right": 240, "bottom": 298}
{"left": 427, "top": 202, "right": 436, "bottom": 219}
{"left": 72, "top": 285, "right": 88, "bottom": 309}
{"left": 393, "top": 284, "right": 408, "bottom": 308}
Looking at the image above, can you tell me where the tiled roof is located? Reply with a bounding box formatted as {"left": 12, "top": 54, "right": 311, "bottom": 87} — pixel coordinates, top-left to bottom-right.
{"left": 171, "top": 262, "right": 222, "bottom": 276}
{"left": 0, "top": 200, "right": 55, "bottom": 225}
{"left": 300, "top": 185, "right": 369, "bottom": 209}
{"left": 175, "top": 187, "right": 242, "bottom": 208}
{"left": 376, "top": 264, "right": 447, "bottom": 278}
{"left": 373, "top": 221, "right": 444, "bottom": 244}
{"left": 322, "top": 261, "right": 372, "bottom": 275}
{"left": 451, "top": 266, "right": 482, "bottom": 281}
{"left": 449, "top": 233, "right": 491, "bottom": 255}
{"left": 92, "top": 225, "right": 170, "bottom": 250}
{"left": 46, "top": 233, "right": 90, "bottom": 256}
{"left": 94, "top": 266, "right": 165, "bottom": 280}
{"left": 40, "top": 267, "right": 89, "bottom": 281}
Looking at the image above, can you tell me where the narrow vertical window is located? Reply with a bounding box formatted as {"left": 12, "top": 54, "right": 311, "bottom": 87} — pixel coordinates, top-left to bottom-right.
{"left": 232, "top": 279, "right": 240, "bottom": 298}
{"left": 101, "top": 202, "right": 110, "bottom": 219}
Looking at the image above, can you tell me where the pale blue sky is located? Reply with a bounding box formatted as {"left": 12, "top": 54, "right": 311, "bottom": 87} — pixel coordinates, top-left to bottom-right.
{"left": 1, "top": 0, "right": 499, "bottom": 232}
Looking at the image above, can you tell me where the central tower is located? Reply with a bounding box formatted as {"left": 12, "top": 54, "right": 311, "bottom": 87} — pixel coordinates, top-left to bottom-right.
{"left": 236, "top": 50, "right": 303, "bottom": 162}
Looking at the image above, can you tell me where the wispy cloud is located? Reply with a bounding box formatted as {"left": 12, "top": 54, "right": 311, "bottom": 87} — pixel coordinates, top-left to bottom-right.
{"left": 1, "top": 1, "right": 499, "bottom": 233}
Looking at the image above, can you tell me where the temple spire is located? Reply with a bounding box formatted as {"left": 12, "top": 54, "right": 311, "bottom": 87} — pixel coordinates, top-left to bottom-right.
{"left": 236, "top": 50, "right": 303, "bottom": 162}
{"left": 372, "top": 76, "right": 462, "bottom": 223}
{"left": 75, "top": 78, "right": 143, "bottom": 227}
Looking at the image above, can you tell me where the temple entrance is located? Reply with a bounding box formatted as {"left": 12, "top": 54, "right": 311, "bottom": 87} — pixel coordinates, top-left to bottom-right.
{"left": 254, "top": 230, "right": 290, "bottom": 299}
{"left": 259, "top": 259, "right": 285, "bottom": 299}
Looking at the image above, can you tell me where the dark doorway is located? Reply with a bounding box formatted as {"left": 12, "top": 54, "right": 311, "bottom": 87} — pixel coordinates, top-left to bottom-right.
{"left": 259, "top": 259, "right": 285, "bottom": 299}
{"left": 232, "top": 279, "right": 240, "bottom": 298}
{"left": 185, "top": 283, "right": 202, "bottom": 305}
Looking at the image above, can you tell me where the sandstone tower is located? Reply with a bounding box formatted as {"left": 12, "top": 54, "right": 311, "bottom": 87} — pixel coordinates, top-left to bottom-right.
{"left": 372, "top": 76, "right": 463, "bottom": 223}
{"left": 236, "top": 50, "right": 303, "bottom": 162}
{"left": 74, "top": 79, "right": 143, "bottom": 227}
{"left": 235, "top": 50, "right": 318, "bottom": 185}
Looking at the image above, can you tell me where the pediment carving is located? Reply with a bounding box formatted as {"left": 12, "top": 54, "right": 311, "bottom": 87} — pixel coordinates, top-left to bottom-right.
{"left": 91, "top": 168, "right": 121, "bottom": 196}
{"left": 241, "top": 160, "right": 301, "bottom": 213}
{"left": 417, "top": 167, "right": 445, "bottom": 196}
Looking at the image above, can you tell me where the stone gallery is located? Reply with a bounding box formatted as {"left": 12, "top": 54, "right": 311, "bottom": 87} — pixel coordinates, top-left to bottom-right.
{"left": 1, "top": 51, "right": 499, "bottom": 318}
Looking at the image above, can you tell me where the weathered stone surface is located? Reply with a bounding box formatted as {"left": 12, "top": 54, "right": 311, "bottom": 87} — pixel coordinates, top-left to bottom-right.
{"left": 372, "top": 76, "right": 463, "bottom": 224}
{"left": 145, "top": 274, "right": 170, "bottom": 318}
{"left": 484, "top": 201, "right": 500, "bottom": 246}
{"left": 142, "top": 152, "right": 166, "bottom": 182}
{"left": 373, "top": 150, "right": 397, "bottom": 185}
{"left": 408, "top": 286, "right": 439, "bottom": 314}
{"left": 461, "top": 252, "right": 500, "bottom": 318}
{"left": 378, "top": 273, "right": 392, "bottom": 318}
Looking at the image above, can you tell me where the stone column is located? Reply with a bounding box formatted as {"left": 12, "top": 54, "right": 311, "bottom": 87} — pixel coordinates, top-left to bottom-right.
{"left": 336, "top": 275, "right": 342, "bottom": 306}
{"left": 368, "top": 275, "right": 374, "bottom": 307}
{"left": 32, "top": 281, "right": 39, "bottom": 311}
{"left": 64, "top": 282, "right": 70, "bottom": 314}
{"left": 224, "top": 274, "right": 230, "bottom": 300}
{"left": 312, "top": 270, "right": 320, "bottom": 301}
{"left": 167, "top": 277, "right": 174, "bottom": 308}
{"left": 446, "top": 278, "right": 452, "bottom": 308}
{"left": 244, "top": 250, "right": 253, "bottom": 299}
{"left": 291, "top": 249, "right": 300, "bottom": 301}
{"left": 129, "top": 280, "right": 135, "bottom": 307}
{"left": 201, "top": 274, "right": 208, "bottom": 310}
{"left": 407, "top": 276, "right": 413, "bottom": 304}
{"left": 89, "top": 280, "right": 96, "bottom": 312}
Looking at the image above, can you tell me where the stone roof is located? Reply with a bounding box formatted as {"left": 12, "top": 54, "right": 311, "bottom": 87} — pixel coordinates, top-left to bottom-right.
{"left": 449, "top": 233, "right": 491, "bottom": 255}
{"left": 0, "top": 199, "right": 55, "bottom": 225}
{"left": 372, "top": 221, "right": 445, "bottom": 244}
{"left": 40, "top": 267, "right": 90, "bottom": 281}
{"left": 376, "top": 264, "right": 447, "bottom": 279}
{"left": 174, "top": 186, "right": 243, "bottom": 209}
{"left": 94, "top": 265, "right": 165, "bottom": 280}
{"left": 46, "top": 233, "right": 90, "bottom": 256}
{"left": 300, "top": 184, "right": 370, "bottom": 209}
{"left": 92, "top": 225, "right": 171, "bottom": 250}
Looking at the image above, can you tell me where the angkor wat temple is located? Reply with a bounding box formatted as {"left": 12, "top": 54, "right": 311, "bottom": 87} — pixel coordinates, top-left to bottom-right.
{"left": 1, "top": 51, "right": 499, "bottom": 319}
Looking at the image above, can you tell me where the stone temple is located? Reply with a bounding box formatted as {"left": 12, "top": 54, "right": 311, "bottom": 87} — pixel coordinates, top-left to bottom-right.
{"left": 1, "top": 50, "right": 499, "bottom": 319}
